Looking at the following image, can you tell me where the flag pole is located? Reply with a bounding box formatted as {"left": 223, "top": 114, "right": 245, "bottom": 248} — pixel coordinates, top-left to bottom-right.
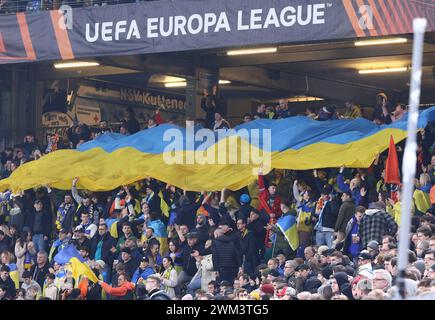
{"left": 396, "top": 18, "right": 427, "bottom": 300}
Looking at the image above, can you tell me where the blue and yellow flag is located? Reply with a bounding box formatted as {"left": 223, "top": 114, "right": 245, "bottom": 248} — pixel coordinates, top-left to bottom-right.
{"left": 158, "top": 190, "right": 170, "bottom": 218}
{"left": 7, "top": 263, "right": 19, "bottom": 289}
{"left": 148, "top": 219, "right": 169, "bottom": 256}
{"left": 276, "top": 214, "right": 299, "bottom": 251}
{"left": 54, "top": 244, "right": 98, "bottom": 284}
{"left": 0, "top": 107, "right": 434, "bottom": 192}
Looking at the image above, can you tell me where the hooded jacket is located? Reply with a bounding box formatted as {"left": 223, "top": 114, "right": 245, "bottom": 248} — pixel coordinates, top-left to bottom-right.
{"left": 211, "top": 234, "right": 238, "bottom": 269}
{"left": 174, "top": 195, "right": 204, "bottom": 230}
{"left": 246, "top": 210, "right": 269, "bottom": 250}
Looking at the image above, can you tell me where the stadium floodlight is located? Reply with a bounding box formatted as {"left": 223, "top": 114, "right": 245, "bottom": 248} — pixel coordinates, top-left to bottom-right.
{"left": 54, "top": 61, "right": 100, "bottom": 69}
{"left": 227, "top": 47, "right": 277, "bottom": 56}
{"left": 358, "top": 67, "right": 408, "bottom": 74}
{"left": 354, "top": 38, "right": 408, "bottom": 46}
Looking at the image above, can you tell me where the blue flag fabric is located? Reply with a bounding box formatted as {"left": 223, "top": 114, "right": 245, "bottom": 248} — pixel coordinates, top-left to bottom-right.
{"left": 54, "top": 244, "right": 84, "bottom": 265}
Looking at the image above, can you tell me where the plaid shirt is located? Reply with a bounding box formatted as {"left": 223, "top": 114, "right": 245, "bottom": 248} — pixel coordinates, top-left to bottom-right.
{"left": 359, "top": 210, "right": 398, "bottom": 247}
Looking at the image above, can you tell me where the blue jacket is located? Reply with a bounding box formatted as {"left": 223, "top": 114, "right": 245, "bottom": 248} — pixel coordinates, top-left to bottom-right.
{"left": 131, "top": 266, "right": 155, "bottom": 284}
{"left": 337, "top": 174, "right": 361, "bottom": 206}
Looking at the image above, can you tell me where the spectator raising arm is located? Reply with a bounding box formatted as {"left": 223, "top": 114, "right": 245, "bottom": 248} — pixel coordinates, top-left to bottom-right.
{"left": 71, "top": 177, "right": 83, "bottom": 204}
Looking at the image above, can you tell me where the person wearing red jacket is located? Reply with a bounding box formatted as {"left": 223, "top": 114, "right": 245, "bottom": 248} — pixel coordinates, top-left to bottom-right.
{"left": 147, "top": 108, "right": 165, "bottom": 129}
{"left": 257, "top": 169, "right": 282, "bottom": 254}
{"left": 258, "top": 172, "right": 282, "bottom": 217}
{"left": 99, "top": 274, "right": 135, "bottom": 300}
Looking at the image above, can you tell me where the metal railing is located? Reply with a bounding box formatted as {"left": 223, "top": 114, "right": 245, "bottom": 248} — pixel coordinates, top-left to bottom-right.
{"left": 0, "top": 0, "right": 163, "bottom": 15}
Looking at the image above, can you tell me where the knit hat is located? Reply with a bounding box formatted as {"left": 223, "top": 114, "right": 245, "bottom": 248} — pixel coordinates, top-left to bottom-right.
{"left": 367, "top": 240, "right": 379, "bottom": 251}
{"left": 260, "top": 284, "right": 275, "bottom": 295}
{"left": 333, "top": 272, "right": 349, "bottom": 290}
{"left": 239, "top": 194, "right": 251, "bottom": 204}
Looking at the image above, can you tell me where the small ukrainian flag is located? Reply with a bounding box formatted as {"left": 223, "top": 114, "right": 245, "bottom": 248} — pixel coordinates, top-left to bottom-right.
{"left": 276, "top": 214, "right": 299, "bottom": 251}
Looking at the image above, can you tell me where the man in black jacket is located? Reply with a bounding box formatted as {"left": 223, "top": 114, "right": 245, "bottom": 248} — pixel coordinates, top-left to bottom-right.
{"left": 176, "top": 232, "right": 202, "bottom": 291}
{"left": 0, "top": 265, "right": 16, "bottom": 300}
{"left": 175, "top": 194, "right": 204, "bottom": 231}
{"left": 247, "top": 209, "right": 269, "bottom": 259}
{"left": 55, "top": 193, "right": 77, "bottom": 234}
{"left": 29, "top": 200, "right": 52, "bottom": 253}
{"left": 334, "top": 191, "right": 355, "bottom": 247}
{"left": 145, "top": 275, "right": 171, "bottom": 300}
{"left": 120, "top": 247, "right": 140, "bottom": 280}
{"left": 142, "top": 183, "right": 162, "bottom": 215}
{"left": 218, "top": 216, "right": 242, "bottom": 269}
{"left": 237, "top": 218, "right": 258, "bottom": 276}
{"left": 192, "top": 214, "right": 209, "bottom": 246}
{"left": 314, "top": 187, "right": 339, "bottom": 248}
{"left": 30, "top": 251, "right": 50, "bottom": 288}
{"left": 90, "top": 223, "right": 117, "bottom": 282}
{"left": 212, "top": 228, "right": 238, "bottom": 284}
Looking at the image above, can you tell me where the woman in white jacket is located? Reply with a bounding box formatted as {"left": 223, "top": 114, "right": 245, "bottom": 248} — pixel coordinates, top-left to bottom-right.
{"left": 161, "top": 256, "right": 178, "bottom": 299}
{"left": 197, "top": 253, "right": 216, "bottom": 292}
{"left": 14, "top": 230, "right": 36, "bottom": 281}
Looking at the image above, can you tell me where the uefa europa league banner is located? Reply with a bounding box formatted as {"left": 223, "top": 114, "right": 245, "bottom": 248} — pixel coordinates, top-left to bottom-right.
{"left": 0, "top": 0, "right": 434, "bottom": 64}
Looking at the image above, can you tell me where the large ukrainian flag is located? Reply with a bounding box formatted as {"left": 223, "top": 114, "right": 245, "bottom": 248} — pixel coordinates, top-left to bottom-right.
{"left": 0, "top": 107, "right": 434, "bottom": 192}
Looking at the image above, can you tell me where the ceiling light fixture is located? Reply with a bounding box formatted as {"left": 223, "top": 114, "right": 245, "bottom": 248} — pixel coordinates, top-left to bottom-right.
{"left": 227, "top": 47, "right": 277, "bottom": 56}
{"left": 287, "top": 96, "right": 324, "bottom": 102}
{"left": 164, "top": 80, "right": 231, "bottom": 88}
{"left": 164, "top": 82, "right": 187, "bottom": 88}
{"left": 219, "top": 80, "right": 231, "bottom": 85}
{"left": 354, "top": 38, "right": 408, "bottom": 46}
{"left": 358, "top": 67, "right": 408, "bottom": 74}
{"left": 54, "top": 61, "right": 100, "bottom": 69}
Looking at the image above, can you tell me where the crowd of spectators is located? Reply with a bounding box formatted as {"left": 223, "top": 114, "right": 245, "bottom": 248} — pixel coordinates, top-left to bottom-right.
{"left": 0, "top": 91, "right": 434, "bottom": 300}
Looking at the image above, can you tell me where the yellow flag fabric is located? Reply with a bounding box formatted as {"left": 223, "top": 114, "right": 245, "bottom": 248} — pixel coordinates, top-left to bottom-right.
{"left": 0, "top": 108, "right": 433, "bottom": 193}
{"left": 69, "top": 257, "right": 99, "bottom": 283}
